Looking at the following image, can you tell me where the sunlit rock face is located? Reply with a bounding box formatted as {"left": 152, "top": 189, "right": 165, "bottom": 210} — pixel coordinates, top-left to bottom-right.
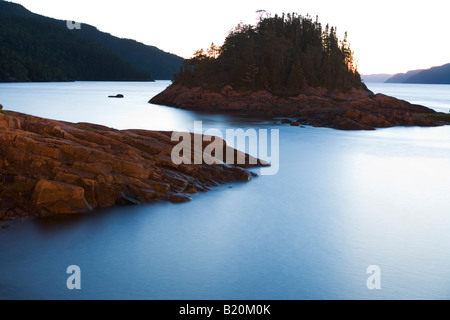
{"left": 0, "top": 111, "right": 262, "bottom": 219}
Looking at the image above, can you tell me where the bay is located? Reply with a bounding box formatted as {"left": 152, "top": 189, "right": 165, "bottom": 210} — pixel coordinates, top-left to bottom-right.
{"left": 1, "top": 81, "right": 450, "bottom": 300}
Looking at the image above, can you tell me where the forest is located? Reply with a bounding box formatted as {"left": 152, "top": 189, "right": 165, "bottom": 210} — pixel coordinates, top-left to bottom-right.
{"left": 174, "top": 13, "right": 367, "bottom": 96}
{"left": 0, "top": 1, "right": 181, "bottom": 82}
{"left": 77, "top": 24, "right": 184, "bottom": 80}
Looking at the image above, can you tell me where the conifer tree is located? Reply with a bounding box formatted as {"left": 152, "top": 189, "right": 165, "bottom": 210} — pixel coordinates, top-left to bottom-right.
{"left": 173, "top": 12, "right": 367, "bottom": 95}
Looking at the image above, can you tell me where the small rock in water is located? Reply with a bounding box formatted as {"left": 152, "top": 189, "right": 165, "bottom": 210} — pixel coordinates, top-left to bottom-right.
{"left": 169, "top": 194, "right": 192, "bottom": 203}
{"left": 281, "top": 119, "right": 293, "bottom": 124}
{"left": 108, "top": 94, "right": 124, "bottom": 98}
{"left": 290, "top": 122, "right": 300, "bottom": 127}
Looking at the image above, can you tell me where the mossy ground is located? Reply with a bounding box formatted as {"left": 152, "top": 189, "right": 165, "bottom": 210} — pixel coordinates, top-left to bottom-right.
{"left": 415, "top": 112, "right": 450, "bottom": 123}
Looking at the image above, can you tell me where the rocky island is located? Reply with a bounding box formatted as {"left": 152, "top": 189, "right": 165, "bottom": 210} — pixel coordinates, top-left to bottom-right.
{"left": 150, "top": 13, "right": 450, "bottom": 130}
{"left": 151, "top": 84, "right": 447, "bottom": 130}
{"left": 0, "top": 111, "right": 264, "bottom": 223}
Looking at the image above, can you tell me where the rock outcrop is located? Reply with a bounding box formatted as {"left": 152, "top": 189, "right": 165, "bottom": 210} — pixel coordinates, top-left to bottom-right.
{"left": 0, "top": 111, "right": 266, "bottom": 221}
{"left": 150, "top": 85, "right": 449, "bottom": 130}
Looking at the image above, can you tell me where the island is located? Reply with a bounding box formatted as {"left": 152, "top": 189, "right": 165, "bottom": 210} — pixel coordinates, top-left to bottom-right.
{"left": 0, "top": 110, "right": 265, "bottom": 223}
{"left": 150, "top": 13, "right": 450, "bottom": 130}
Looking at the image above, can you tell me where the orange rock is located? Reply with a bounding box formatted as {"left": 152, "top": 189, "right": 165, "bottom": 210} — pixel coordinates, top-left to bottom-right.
{"left": 0, "top": 111, "right": 264, "bottom": 218}
{"left": 32, "top": 180, "right": 92, "bottom": 214}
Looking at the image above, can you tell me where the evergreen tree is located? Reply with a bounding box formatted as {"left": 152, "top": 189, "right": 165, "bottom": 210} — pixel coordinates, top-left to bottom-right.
{"left": 173, "top": 12, "right": 367, "bottom": 95}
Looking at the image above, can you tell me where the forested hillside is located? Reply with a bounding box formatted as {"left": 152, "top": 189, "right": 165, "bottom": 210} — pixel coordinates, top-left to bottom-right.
{"left": 386, "top": 63, "right": 450, "bottom": 84}
{"left": 0, "top": 1, "right": 182, "bottom": 81}
{"left": 77, "top": 25, "right": 183, "bottom": 80}
{"left": 385, "top": 69, "right": 423, "bottom": 83}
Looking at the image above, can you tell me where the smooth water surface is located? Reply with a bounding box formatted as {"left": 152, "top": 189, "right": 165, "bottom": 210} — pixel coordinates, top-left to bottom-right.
{"left": 1, "top": 81, "right": 450, "bottom": 300}
{"left": 0, "top": 81, "right": 269, "bottom": 132}
{"left": 367, "top": 82, "right": 450, "bottom": 113}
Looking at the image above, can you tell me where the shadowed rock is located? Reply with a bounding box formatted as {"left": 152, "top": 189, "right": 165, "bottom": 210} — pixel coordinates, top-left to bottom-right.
{"left": 150, "top": 85, "right": 450, "bottom": 130}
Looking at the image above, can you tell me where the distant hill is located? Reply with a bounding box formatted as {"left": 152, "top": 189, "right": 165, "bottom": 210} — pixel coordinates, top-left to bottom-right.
{"left": 386, "top": 63, "right": 450, "bottom": 84}
{"left": 405, "top": 63, "right": 450, "bottom": 84}
{"left": 0, "top": 1, "right": 183, "bottom": 82}
{"left": 385, "top": 69, "right": 423, "bottom": 83}
{"left": 77, "top": 25, "right": 184, "bottom": 80}
{"left": 361, "top": 74, "right": 393, "bottom": 83}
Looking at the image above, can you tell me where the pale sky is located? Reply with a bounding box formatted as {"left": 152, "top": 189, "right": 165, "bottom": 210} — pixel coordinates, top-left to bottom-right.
{"left": 8, "top": 0, "right": 450, "bottom": 75}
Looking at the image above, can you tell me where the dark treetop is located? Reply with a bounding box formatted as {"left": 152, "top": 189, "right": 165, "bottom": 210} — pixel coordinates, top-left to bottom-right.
{"left": 173, "top": 13, "right": 367, "bottom": 96}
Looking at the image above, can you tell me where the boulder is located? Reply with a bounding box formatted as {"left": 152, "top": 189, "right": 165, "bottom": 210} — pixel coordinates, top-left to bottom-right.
{"left": 221, "top": 85, "right": 234, "bottom": 96}
{"left": 32, "top": 180, "right": 92, "bottom": 214}
{"left": 331, "top": 117, "right": 374, "bottom": 131}
{"left": 169, "top": 194, "right": 192, "bottom": 203}
{"left": 0, "top": 113, "right": 21, "bottom": 130}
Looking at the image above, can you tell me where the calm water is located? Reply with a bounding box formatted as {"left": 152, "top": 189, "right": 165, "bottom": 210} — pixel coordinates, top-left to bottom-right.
{"left": 367, "top": 82, "right": 450, "bottom": 113}
{"left": 1, "top": 81, "right": 450, "bottom": 300}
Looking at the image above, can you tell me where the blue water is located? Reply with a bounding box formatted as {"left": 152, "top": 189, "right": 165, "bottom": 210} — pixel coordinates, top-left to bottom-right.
{"left": 1, "top": 81, "right": 450, "bottom": 300}
{"left": 367, "top": 82, "right": 450, "bottom": 113}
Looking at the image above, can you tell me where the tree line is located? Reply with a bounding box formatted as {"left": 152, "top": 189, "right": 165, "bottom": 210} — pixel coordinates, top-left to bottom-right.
{"left": 0, "top": 1, "right": 152, "bottom": 82}
{"left": 174, "top": 13, "right": 367, "bottom": 96}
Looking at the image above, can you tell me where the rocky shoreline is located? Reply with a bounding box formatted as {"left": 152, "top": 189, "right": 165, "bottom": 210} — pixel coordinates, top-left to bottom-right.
{"left": 0, "top": 111, "right": 265, "bottom": 225}
{"left": 150, "top": 85, "right": 450, "bottom": 130}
